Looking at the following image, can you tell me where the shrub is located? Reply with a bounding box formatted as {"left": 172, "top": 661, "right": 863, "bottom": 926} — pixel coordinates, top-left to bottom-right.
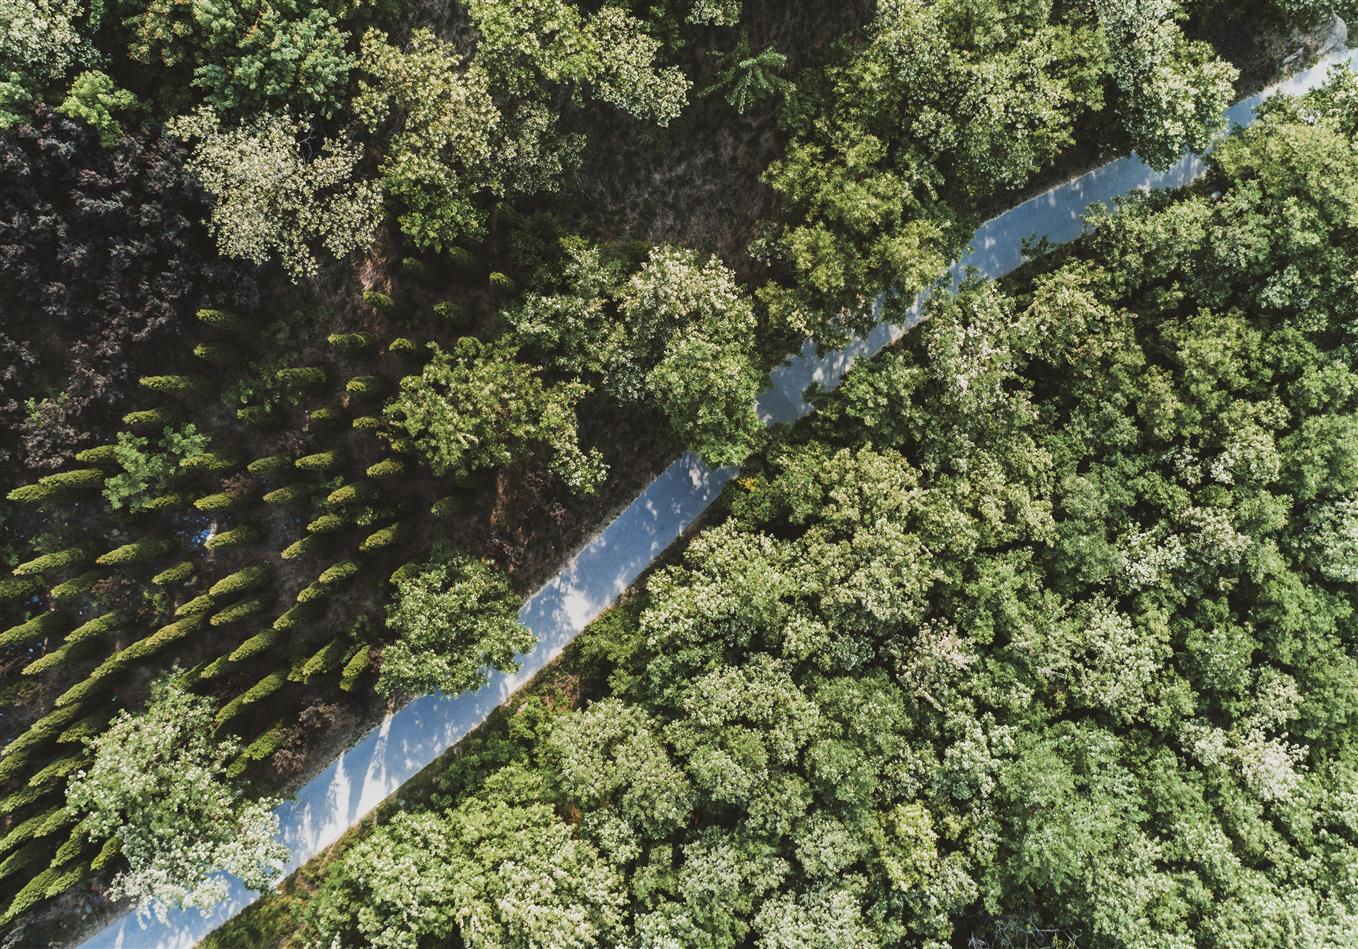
{"left": 210, "top": 598, "right": 267, "bottom": 627}
{"left": 175, "top": 593, "right": 216, "bottom": 618}
{"left": 430, "top": 495, "right": 466, "bottom": 518}
{"left": 236, "top": 405, "right": 276, "bottom": 426}
{"left": 389, "top": 562, "right": 422, "bottom": 586}
{"left": 73, "top": 444, "right": 119, "bottom": 466}
{"left": 326, "top": 482, "right": 370, "bottom": 507}
{"left": 139, "top": 374, "right": 208, "bottom": 398}
{"left": 362, "top": 289, "right": 394, "bottom": 311}
{"left": 5, "top": 483, "right": 55, "bottom": 503}
{"left": 272, "top": 603, "right": 316, "bottom": 632}
{"left": 215, "top": 671, "right": 288, "bottom": 727}
{"left": 0, "top": 612, "right": 65, "bottom": 649}
{"left": 194, "top": 491, "right": 242, "bottom": 513}
{"left": 228, "top": 629, "right": 281, "bottom": 664}
{"left": 359, "top": 524, "right": 402, "bottom": 552}
{"left": 366, "top": 457, "right": 405, "bottom": 479}
{"left": 95, "top": 536, "right": 172, "bottom": 566}
{"left": 227, "top": 721, "right": 288, "bottom": 779}
{"left": 352, "top": 415, "right": 382, "bottom": 430}
{"left": 339, "top": 645, "right": 371, "bottom": 692}
{"left": 0, "top": 843, "right": 44, "bottom": 885}
{"left": 49, "top": 570, "right": 103, "bottom": 601}
{"left": 192, "top": 342, "right": 241, "bottom": 366}
{"left": 246, "top": 454, "right": 292, "bottom": 476}
{"left": 432, "top": 300, "right": 472, "bottom": 329}
{"left": 206, "top": 525, "right": 260, "bottom": 550}
{"left": 40, "top": 469, "right": 105, "bottom": 493}
{"left": 345, "top": 375, "right": 383, "bottom": 398}
{"left": 122, "top": 407, "right": 179, "bottom": 429}
{"left": 64, "top": 611, "right": 125, "bottom": 644}
{"left": 180, "top": 451, "right": 239, "bottom": 472}
{"left": 290, "top": 638, "right": 348, "bottom": 683}
{"left": 274, "top": 366, "right": 328, "bottom": 388}
{"left": 196, "top": 307, "right": 251, "bottom": 332}
{"left": 308, "top": 406, "right": 343, "bottom": 425}
{"left": 281, "top": 535, "right": 322, "bottom": 560}
{"left": 151, "top": 562, "right": 195, "bottom": 586}
{"left": 295, "top": 450, "right": 343, "bottom": 472}
{"left": 317, "top": 559, "right": 360, "bottom": 588}
{"left": 143, "top": 492, "right": 189, "bottom": 512}
{"left": 307, "top": 513, "right": 346, "bottom": 534}
{"left": 400, "top": 257, "right": 432, "bottom": 281}
{"left": 210, "top": 565, "right": 268, "bottom": 598}
{"left": 263, "top": 484, "right": 310, "bottom": 505}
{"left": 14, "top": 547, "right": 88, "bottom": 576}
{"left": 22, "top": 641, "right": 83, "bottom": 676}
{"left": 327, "top": 332, "right": 376, "bottom": 351}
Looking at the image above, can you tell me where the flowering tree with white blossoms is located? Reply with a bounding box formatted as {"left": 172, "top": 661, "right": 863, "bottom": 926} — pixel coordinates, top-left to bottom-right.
{"left": 66, "top": 677, "right": 287, "bottom": 920}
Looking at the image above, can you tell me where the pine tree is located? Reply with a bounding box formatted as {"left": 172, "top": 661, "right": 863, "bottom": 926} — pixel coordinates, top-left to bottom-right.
{"left": 95, "top": 536, "right": 173, "bottom": 566}
{"left": 13, "top": 547, "right": 89, "bottom": 576}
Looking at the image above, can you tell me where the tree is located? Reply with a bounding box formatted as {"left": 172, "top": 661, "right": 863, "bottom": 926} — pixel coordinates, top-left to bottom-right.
{"left": 56, "top": 70, "right": 138, "bottom": 145}
{"left": 379, "top": 551, "right": 534, "bottom": 699}
{"left": 384, "top": 337, "right": 605, "bottom": 492}
{"left": 65, "top": 677, "right": 287, "bottom": 920}
{"left": 1096, "top": 0, "right": 1238, "bottom": 168}
{"left": 311, "top": 795, "right": 626, "bottom": 949}
{"left": 169, "top": 108, "right": 382, "bottom": 279}
{"left": 102, "top": 425, "right": 208, "bottom": 512}
{"left": 704, "top": 35, "right": 790, "bottom": 113}
{"left": 0, "top": 0, "right": 86, "bottom": 128}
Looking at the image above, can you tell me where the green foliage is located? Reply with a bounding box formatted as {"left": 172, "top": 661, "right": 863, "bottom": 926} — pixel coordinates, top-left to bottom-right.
{"left": 48, "top": 569, "right": 102, "bottom": 601}
{"left": 327, "top": 331, "right": 376, "bottom": 351}
{"left": 703, "top": 35, "right": 790, "bottom": 113}
{"left": 290, "top": 637, "right": 348, "bottom": 683}
{"left": 193, "top": 491, "right": 242, "bottom": 513}
{"left": 228, "top": 629, "right": 281, "bottom": 664}
{"left": 139, "top": 374, "right": 208, "bottom": 398}
{"left": 281, "top": 535, "right": 322, "bottom": 560}
{"left": 385, "top": 337, "right": 604, "bottom": 492}
{"left": 1096, "top": 0, "right": 1238, "bottom": 168}
{"left": 57, "top": 70, "right": 138, "bottom": 146}
{"left": 338, "top": 644, "right": 370, "bottom": 691}
{"left": 193, "top": 341, "right": 242, "bottom": 366}
{"left": 209, "top": 565, "right": 269, "bottom": 599}
{"left": 0, "top": 575, "right": 40, "bottom": 602}
{"left": 73, "top": 444, "right": 119, "bottom": 466}
{"left": 227, "top": 721, "right": 288, "bottom": 780}
{"left": 326, "top": 482, "right": 370, "bottom": 507}
{"left": 122, "top": 407, "right": 179, "bottom": 430}
{"left": 272, "top": 603, "right": 316, "bottom": 632}
{"left": 94, "top": 536, "right": 172, "bottom": 566}
{"left": 262, "top": 484, "right": 310, "bottom": 506}
{"left": 206, "top": 525, "right": 261, "bottom": 550}
{"left": 103, "top": 425, "right": 209, "bottom": 512}
{"left": 344, "top": 374, "right": 383, "bottom": 398}
{"left": 151, "top": 562, "right": 195, "bottom": 586}
{"left": 379, "top": 550, "right": 532, "bottom": 698}
{"left": 274, "top": 366, "right": 328, "bottom": 389}
{"left": 358, "top": 523, "right": 401, "bottom": 552}
{"left": 64, "top": 610, "right": 126, "bottom": 644}
{"left": 14, "top": 546, "right": 87, "bottom": 576}
{"left": 209, "top": 597, "right": 268, "bottom": 627}
{"left": 508, "top": 242, "right": 762, "bottom": 465}
{"left": 429, "top": 494, "right": 466, "bottom": 518}
{"left": 307, "top": 513, "right": 346, "bottom": 534}
{"left": 169, "top": 108, "right": 382, "bottom": 280}
{"left": 180, "top": 451, "right": 240, "bottom": 473}
{"left": 246, "top": 454, "right": 293, "bottom": 477}
{"left": 295, "top": 449, "right": 342, "bottom": 472}
{"left": 0, "top": 611, "right": 65, "bottom": 649}
{"left": 174, "top": 593, "right": 215, "bottom": 618}
{"left": 196, "top": 308, "right": 252, "bottom": 333}
{"left": 66, "top": 677, "right": 286, "bottom": 920}
{"left": 365, "top": 457, "right": 404, "bottom": 479}
{"left": 215, "top": 671, "right": 288, "bottom": 727}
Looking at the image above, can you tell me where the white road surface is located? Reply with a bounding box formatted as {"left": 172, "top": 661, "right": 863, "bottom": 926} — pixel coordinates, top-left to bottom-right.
{"left": 79, "top": 44, "right": 1358, "bottom": 949}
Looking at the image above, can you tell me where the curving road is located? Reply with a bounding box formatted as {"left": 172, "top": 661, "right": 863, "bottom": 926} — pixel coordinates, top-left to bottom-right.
{"left": 80, "top": 43, "right": 1358, "bottom": 949}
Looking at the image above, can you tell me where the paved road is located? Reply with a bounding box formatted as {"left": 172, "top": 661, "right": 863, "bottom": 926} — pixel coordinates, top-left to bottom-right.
{"left": 80, "top": 44, "right": 1358, "bottom": 949}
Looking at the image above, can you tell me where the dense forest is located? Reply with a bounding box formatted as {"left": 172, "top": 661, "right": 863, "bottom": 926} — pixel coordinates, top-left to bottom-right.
{"left": 0, "top": 0, "right": 1353, "bottom": 944}
{"left": 219, "top": 73, "right": 1358, "bottom": 947}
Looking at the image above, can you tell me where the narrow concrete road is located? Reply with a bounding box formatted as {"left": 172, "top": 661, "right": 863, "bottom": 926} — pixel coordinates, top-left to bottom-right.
{"left": 81, "top": 45, "right": 1358, "bottom": 949}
